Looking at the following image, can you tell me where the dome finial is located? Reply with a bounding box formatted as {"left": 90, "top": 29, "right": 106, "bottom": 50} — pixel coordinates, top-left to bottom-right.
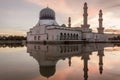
{"left": 99, "top": 9, "right": 102, "bottom": 13}
{"left": 84, "top": 2, "right": 87, "bottom": 5}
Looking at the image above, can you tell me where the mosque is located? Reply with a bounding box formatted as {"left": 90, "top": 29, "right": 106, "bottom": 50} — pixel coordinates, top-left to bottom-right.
{"left": 27, "top": 2, "right": 119, "bottom": 43}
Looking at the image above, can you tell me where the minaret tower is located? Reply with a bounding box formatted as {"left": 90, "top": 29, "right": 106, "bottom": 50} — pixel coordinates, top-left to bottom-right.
{"left": 81, "top": 2, "right": 91, "bottom": 32}
{"left": 97, "top": 10, "right": 104, "bottom": 33}
{"left": 68, "top": 17, "right": 71, "bottom": 27}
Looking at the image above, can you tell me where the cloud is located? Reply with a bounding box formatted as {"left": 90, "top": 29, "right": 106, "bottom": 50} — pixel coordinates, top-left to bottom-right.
{"left": 0, "top": 0, "right": 120, "bottom": 35}
{"left": 26, "top": 0, "right": 120, "bottom": 30}
{"left": 105, "top": 29, "right": 120, "bottom": 34}
{"left": 26, "top": 0, "right": 101, "bottom": 26}
{"left": 109, "top": 4, "right": 120, "bottom": 8}
{"left": 26, "top": 0, "right": 72, "bottom": 13}
{"left": 0, "top": 29, "right": 26, "bottom": 36}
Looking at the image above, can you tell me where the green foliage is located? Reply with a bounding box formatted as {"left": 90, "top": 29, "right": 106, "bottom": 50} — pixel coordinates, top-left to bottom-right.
{"left": 0, "top": 35, "right": 26, "bottom": 41}
{"left": 109, "top": 35, "right": 120, "bottom": 40}
{"left": 0, "top": 43, "right": 24, "bottom": 48}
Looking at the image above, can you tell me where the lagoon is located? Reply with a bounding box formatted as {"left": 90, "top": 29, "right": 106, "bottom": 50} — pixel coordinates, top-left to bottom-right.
{"left": 0, "top": 43, "right": 120, "bottom": 80}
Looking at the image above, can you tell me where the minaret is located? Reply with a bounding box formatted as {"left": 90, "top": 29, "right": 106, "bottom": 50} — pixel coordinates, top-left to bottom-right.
{"left": 68, "top": 17, "right": 71, "bottom": 27}
{"left": 81, "top": 2, "right": 90, "bottom": 30}
{"left": 97, "top": 10, "right": 104, "bottom": 33}
{"left": 97, "top": 50, "right": 104, "bottom": 74}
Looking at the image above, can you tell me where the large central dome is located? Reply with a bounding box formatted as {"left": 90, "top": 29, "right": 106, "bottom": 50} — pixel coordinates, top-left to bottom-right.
{"left": 40, "top": 7, "right": 55, "bottom": 20}
{"left": 35, "top": 7, "right": 58, "bottom": 26}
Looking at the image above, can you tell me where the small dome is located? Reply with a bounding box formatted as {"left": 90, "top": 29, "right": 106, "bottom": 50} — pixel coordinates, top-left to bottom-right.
{"left": 40, "top": 7, "right": 55, "bottom": 20}
{"left": 61, "top": 24, "right": 66, "bottom": 27}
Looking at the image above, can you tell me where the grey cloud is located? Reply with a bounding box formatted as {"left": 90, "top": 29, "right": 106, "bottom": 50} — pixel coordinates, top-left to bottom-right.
{"left": 96, "top": 0, "right": 120, "bottom": 9}
{"left": 109, "top": 4, "right": 120, "bottom": 8}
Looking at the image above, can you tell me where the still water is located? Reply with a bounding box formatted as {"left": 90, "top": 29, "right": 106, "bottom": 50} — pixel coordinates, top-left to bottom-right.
{"left": 0, "top": 43, "right": 120, "bottom": 80}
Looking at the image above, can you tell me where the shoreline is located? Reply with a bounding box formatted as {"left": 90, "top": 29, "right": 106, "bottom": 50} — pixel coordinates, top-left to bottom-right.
{"left": 0, "top": 40, "right": 120, "bottom": 44}
{"left": 0, "top": 40, "right": 26, "bottom": 44}
{"left": 27, "top": 40, "right": 120, "bottom": 44}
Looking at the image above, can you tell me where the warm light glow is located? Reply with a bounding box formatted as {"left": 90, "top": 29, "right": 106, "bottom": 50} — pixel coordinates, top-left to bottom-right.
{"left": 0, "top": 0, "right": 120, "bottom": 35}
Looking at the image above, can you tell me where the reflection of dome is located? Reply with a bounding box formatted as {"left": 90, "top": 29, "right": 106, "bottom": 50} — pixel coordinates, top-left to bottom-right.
{"left": 40, "top": 7, "right": 55, "bottom": 20}
{"left": 40, "top": 66, "right": 56, "bottom": 78}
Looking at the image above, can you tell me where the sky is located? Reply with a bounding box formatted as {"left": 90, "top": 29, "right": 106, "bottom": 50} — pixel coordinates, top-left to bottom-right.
{"left": 0, "top": 0, "right": 120, "bottom": 36}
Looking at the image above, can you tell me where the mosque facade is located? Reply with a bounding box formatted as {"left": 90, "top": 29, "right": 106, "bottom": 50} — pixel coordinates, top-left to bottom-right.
{"left": 27, "top": 2, "right": 118, "bottom": 43}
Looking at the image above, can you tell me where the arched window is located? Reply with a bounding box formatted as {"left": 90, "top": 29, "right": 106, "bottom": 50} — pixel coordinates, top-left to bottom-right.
{"left": 34, "top": 36, "right": 36, "bottom": 40}
{"left": 64, "top": 46, "right": 66, "bottom": 52}
{"left": 38, "top": 36, "right": 40, "bottom": 40}
{"left": 67, "top": 33, "right": 69, "bottom": 40}
{"left": 34, "top": 45, "right": 36, "bottom": 49}
{"left": 71, "top": 34, "right": 72, "bottom": 40}
{"left": 64, "top": 33, "right": 66, "bottom": 40}
{"left": 76, "top": 34, "right": 78, "bottom": 40}
{"left": 60, "top": 33, "right": 63, "bottom": 40}
{"left": 60, "top": 46, "right": 63, "bottom": 53}
{"left": 73, "top": 34, "right": 75, "bottom": 40}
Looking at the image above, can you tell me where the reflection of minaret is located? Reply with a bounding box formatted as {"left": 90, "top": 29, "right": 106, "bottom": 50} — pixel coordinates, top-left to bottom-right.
{"left": 81, "top": 2, "right": 90, "bottom": 30}
{"left": 97, "top": 50, "right": 104, "bottom": 74}
{"left": 97, "top": 10, "right": 104, "bottom": 33}
{"left": 68, "top": 57, "right": 71, "bottom": 67}
{"left": 81, "top": 53, "right": 90, "bottom": 80}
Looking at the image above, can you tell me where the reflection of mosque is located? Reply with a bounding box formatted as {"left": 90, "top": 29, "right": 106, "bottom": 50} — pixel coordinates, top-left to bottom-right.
{"left": 27, "top": 43, "right": 114, "bottom": 79}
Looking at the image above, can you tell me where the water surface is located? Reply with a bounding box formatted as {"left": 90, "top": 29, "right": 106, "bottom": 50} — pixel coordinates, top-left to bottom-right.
{"left": 0, "top": 43, "right": 120, "bottom": 80}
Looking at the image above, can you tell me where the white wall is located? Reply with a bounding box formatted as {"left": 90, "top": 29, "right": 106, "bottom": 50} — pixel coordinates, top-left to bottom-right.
{"left": 46, "top": 27, "right": 82, "bottom": 41}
